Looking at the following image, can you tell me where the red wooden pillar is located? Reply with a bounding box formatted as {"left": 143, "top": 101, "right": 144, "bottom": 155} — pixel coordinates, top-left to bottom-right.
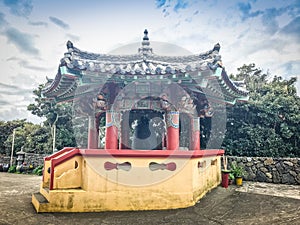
{"left": 166, "top": 111, "right": 179, "bottom": 150}
{"left": 190, "top": 117, "right": 200, "bottom": 150}
{"left": 105, "top": 111, "right": 118, "bottom": 149}
{"left": 88, "top": 116, "right": 98, "bottom": 149}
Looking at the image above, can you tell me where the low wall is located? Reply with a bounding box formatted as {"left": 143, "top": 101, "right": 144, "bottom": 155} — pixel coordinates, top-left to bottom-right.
{"left": 0, "top": 155, "right": 14, "bottom": 165}
{"left": 0, "top": 153, "right": 47, "bottom": 167}
{"left": 223, "top": 156, "right": 300, "bottom": 185}
{"left": 2, "top": 153, "right": 300, "bottom": 185}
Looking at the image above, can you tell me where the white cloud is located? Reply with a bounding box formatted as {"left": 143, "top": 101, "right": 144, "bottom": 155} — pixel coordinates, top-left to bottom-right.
{"left": 0, "top": 0, "right": 299, "bottom": 124}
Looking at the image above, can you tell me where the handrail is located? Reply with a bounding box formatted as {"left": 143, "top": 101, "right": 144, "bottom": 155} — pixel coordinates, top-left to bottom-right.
{"left": 49, "top": 148, "right": 80, "bottom": 190}
{"left": 44, "top": 147, "right": 75, "bottom": 161}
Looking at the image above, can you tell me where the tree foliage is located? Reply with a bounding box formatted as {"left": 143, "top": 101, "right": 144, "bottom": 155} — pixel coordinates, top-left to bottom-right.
{"left": 0, "top": 119, "right": 51, "bottom": 155}
{"left": 223, "top": 63, "right": 300, "bottom": 157}
{"left": 0, "top": 119, "right": 26, "bottom": 154}
{"left": 3, "top": 122, "right": 51, "bottom": 155}
{"left": 27, "top": 84, "right": 76, "bottom": 151}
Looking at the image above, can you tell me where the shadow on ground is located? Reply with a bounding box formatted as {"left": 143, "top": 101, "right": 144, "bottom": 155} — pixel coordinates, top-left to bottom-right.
{"left": 0, "top": 173, "right": 299, "bottom": 225}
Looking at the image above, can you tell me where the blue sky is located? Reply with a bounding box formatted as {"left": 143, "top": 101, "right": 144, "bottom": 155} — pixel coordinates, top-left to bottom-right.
{"left": 0, "top": 0, "right": 299, "bottom": 123}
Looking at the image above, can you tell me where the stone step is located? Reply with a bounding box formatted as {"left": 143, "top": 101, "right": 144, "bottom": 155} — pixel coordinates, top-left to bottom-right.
{"left": 40, "top": 186, "right": 50, "bottom": 202}
{"left": 32, "top": 192, "right": 49, "bottom": 213}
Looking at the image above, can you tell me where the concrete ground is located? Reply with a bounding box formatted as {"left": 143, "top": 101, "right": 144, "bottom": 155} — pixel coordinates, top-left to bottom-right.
{"left": 0, "top": 173, "right": 299, "bottom": 225}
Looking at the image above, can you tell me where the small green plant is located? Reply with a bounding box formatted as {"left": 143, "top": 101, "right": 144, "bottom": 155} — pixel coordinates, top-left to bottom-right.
{"left": 33, "top": 165, "right": 43, "bottom": 176}
{"left": 8, "top": 165, "right": 16, "bottom": 173}
{"left": 231, "top": 162, "right": 246, "bottom": 178}
{"left": 229, "top": 172, "right": 235, "bottom": 180}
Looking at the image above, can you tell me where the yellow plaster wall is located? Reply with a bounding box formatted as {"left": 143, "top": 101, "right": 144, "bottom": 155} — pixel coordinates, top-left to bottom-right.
{"left": 191, "top": 156, "right": 221, "bottom": 202}
{"left": 42, "top": 160, "right": 51, "bottom": 187}
{"left": 53, "top": 156, "right": 82, "bottom": 189}
{"left": 44, "top": 189, "right": 194, "bottom": 212}
{"left": 35, "top": 155, "right": 222, "bottom": 212}
{"left": 81, "top": 157, "right": 194, "bottom": 193}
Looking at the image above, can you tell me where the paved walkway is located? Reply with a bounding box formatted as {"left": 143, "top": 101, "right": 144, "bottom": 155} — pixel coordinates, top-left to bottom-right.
{"left": 0, "top": 173, "right": 299, "bottom": 225}
{"left": 236, "top": 181, "right": 300, "bottom": 200}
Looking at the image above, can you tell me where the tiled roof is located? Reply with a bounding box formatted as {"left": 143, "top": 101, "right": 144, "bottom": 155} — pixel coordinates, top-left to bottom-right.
{"left": 61, "top": 44, "right": 222, "bottom": 75}
{"left": 42, "top": 30, "right": 248, "bottom": 104}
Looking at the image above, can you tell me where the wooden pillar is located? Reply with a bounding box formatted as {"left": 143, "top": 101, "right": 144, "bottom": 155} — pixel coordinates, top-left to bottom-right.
{"left": 120, "top": 111, "right": 130, "bottom": 149}
{"left": 88, "top": 116, "right": 98, "bottom": 149}
{"left": 120, "top": 131, "right": 129, "bottom": 149}
{"left": 166, "top": 111, "right": 179, "bottom": 150}
{"left": 105, "top": 111, "right": 118, "bottom": 149}
{"left": 190, "top": 117, "right": 200, "bottom": 150}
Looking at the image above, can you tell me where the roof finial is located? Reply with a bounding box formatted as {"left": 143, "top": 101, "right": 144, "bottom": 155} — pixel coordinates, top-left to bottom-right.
{"left": 142, "top": 29, "right": 150, "bottom": 46}
{"left": 143, "top": 29, "right": 149, "bottom": 41}
{"left": 138, "top": 29, "right": 153, "bottom": 56}
{"left": 67, "top": 40, "right": 73, "bottom": 49}
{"left": 212, "top": 43, "right": 220, "bottom": 52}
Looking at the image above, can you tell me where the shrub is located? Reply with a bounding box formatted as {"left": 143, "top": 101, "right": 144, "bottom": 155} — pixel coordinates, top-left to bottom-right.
{"left": 32, "top": 165, "right": 43, "bottom": 176}
{"left": 8, "top": 165, "right": 16, "bottom": 173}
{"left": 231, "top": 162, "right": 246, "bottom": 178}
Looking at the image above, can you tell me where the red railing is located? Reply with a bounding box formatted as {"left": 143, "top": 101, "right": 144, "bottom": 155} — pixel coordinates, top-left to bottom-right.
{"left": 44, "top": 147, "right": 75, "bottom": 161}
{"left": 49, "top": 148, "right": 80, "bottom": 190}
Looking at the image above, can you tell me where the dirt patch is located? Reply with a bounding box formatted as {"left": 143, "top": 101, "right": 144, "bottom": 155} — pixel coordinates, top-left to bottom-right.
{"left": 0, "top": 173, "right": 299, "bottom": 225}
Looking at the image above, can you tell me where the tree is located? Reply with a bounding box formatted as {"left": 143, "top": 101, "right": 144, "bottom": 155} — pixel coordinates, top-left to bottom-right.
{"left": 0, "top": 119, "right": 27, "bottom": 155}
{"left": 223, "top": 64, "right": 300, "bottom": 157}
{"left": 27, "top": 84, "right": 76, "bottom": 152}
{"left": 3, "top": 122, "right": 52, "bottom": 155}
{"left": 23, "top": 124, "right": 51, "bottom": 154}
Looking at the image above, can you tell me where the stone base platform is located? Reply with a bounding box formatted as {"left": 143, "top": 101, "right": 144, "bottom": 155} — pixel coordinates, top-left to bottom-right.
{"left": 32, "top": 147, "right": 224, "bottom": 212}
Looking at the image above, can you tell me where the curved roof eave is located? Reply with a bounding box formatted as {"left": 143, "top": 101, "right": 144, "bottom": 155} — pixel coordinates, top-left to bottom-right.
{"left": 41, "top": 30, "right": 248, "bottom": 103}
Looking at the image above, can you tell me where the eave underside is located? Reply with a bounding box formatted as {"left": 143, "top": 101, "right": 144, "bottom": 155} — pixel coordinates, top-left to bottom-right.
{"left": 42, "top": 66, "right": 248, "bottom": 105}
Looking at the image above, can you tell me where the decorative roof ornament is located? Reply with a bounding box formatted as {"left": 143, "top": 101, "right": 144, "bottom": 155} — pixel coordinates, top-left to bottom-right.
{"left": 143, "top": 29, "right": 149, "bottom": 41}
{"left": 212, "top": 43, "right": 220, "bottom": 52}
{"left": 46, "top": 76, "right": 53, "bottom": 84}
{"left": 138, "top": 29, "right": 153, "bottom": 58}
{"left": 67, "top": 40, "right": 74, "bottom": 50}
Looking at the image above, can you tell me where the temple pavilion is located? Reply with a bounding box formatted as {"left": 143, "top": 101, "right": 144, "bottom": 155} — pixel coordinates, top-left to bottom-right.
{"left": 32, "top": 30, "right": 248, "bottom": 212}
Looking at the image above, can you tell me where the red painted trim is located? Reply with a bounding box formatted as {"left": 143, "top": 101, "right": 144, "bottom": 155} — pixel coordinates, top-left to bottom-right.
{"left": 166, "top": 112, "right": 179, "bottom": 150}
{"left": 44, "top": 147, "right": 75, "bottom": 161}
{"left": 105, "top": 126, "right": 118, "bottom": 149}
{"left": 191, "top": 130, "right": 200, "bottom": 150}
{"left": 80, "top": 149, "right": 224, "bottom": 158}
{"left": 167, "top": 126, "right": 179, "bottom": 150}
{"left": 47, "top": 147, "right": 74, "bottom": 186}
{"left": 49, "top": 148, "right": 80, "bottom": 190}
{"left": 50, "top": 159, "right": 55, "bottom": 190}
